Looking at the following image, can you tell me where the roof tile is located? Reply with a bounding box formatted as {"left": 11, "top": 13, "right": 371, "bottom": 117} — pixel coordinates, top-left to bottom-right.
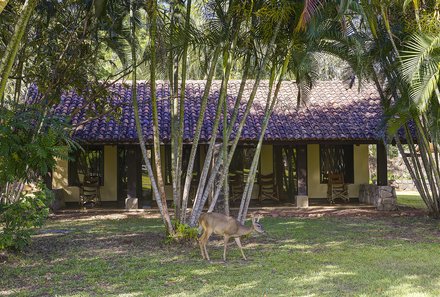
{"left": 32, "top": 80, "right": 384, "bottom": 143}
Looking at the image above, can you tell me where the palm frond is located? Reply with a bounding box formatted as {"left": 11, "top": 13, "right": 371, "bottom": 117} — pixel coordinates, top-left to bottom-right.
{"left": 401, "top": 33, "right": 440, "bottom": 82}
{"left": 295, "top": 0, "right": 324, "bottom": 32}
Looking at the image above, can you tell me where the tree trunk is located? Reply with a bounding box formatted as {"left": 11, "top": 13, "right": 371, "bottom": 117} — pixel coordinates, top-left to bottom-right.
{"left": 146, "top": 0, "right": 174, "bottom": 234}
{"left": 0, "top": 0, "right": 38, "bottom": 103}
{"left": 130, "top": 0, "right": 173, "bottom": 233}
{"left": 0, "top": 0, "right": 9, "bottom": 14}
{"left": 173, "top": 0, "right": 192, "bottom": 222}
{"left": 238, "top": 43, "right": 293, "bottom": 223}
{"left": 222, "top": 90, "right": 230, "bottom": 216}
{"left": 189, "top": 36, "right": 238, "bottom": 226}
{"left": 179, "top": 46, "right": 221, "bottom": 223}
{"left": 169, "top": 1, "right": 179, "bottom": 221}
{"left": 201, "top": 21, "right": 282, "bottom": 218}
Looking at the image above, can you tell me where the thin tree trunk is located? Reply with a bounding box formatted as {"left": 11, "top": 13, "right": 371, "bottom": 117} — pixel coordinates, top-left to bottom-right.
{"left": 179, "top": 46, "right": 222, "bottom": 223}
{"left": 0, "top": 0, "right": 9, "bottom": 14}
{"left": 169, "top": 1, "right": 179, "bottom": 221}
{"left": 173, "top": 0, "right": 193, "bottom": 222}
{"left": 130, "top": 0, "right": 172, "bottom": 231}
{"left": 0, "top": 0, "right": 38, "bottom": 104}
{"left": 222, "top": 89, "right": 230, "bottom": 215}
{"left": 189, "top": 31, "right": 238, "bottom": 225}
{"left": 238, "top": 43, "right": 293, "bottom": 223}
{"left": 404, "top": 124, "right": 432, "bottom": 201}
{"left": 395, "top": 132, "right": 436, "bottom": 213}
{"left": 147, "top": 0, "right": 174, "bottom": 234}
{"left": 415, "top": 117, "right": 440, "bottom": 214}
{"left": 201, "top": 22, "right": 282, "bottom": 217}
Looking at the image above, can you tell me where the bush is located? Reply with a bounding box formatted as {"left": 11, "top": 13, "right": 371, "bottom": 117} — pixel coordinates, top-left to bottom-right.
{"left": 166, "top": 222, "right": 199, "bottom": 244}
{"left": 0, "top": 185, "right": 53, "bottom": 251}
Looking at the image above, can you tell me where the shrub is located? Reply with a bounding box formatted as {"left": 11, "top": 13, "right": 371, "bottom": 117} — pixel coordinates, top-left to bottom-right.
{"left": 166, "top": 222, "right": 199, "bottom": 244}
{"left": 0, "top": 184, "right": 53, "bottom": 251}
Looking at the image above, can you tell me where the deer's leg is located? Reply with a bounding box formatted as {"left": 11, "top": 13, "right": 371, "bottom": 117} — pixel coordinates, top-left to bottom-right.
{"left": 202, "top": 231, "right": 212, "bottom": 261}
{"left": 223, "top": 235, "right": 230, "bottom": 262}
{"left": 235, "top": 237, "right": 247, "bottom": 261}
{"left": 199, "top": 232, "right": 207, "bottom": 260}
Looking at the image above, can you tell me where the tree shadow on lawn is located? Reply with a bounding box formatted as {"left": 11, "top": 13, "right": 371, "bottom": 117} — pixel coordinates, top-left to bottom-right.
{"left": 2, "top": 215, "right": 440, "bottom": 296}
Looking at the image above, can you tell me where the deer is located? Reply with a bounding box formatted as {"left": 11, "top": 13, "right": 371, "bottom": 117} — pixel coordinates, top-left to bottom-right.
{"left": 198, "top": 212, "right": 264, "bottom": 262}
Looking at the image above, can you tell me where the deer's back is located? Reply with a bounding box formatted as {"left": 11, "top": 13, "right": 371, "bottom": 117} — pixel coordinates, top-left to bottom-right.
{"left": 199, "top": 212, "right": 240, "bottom": 236}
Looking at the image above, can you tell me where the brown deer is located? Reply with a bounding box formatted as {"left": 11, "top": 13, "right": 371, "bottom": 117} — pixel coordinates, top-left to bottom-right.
{"left": 198, "top": 212, "right": 264, "bottom": 261}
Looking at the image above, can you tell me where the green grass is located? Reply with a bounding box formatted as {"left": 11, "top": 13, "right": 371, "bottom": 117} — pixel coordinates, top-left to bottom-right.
{"left": 397, "top": 191, "right": 427, "bottom": 209}
{"left": 2, "top": 213, "right": 440, "bottom": 296}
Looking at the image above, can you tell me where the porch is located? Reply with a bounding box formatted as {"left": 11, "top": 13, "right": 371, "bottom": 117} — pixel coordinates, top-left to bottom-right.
{"left": 51, "top": 142, "right": 391, "bottom": 210}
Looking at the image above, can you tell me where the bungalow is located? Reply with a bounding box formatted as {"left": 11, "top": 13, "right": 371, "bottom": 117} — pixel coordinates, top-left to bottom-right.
{"left": 36, "top": 80, "right": 391, "bottom": 208}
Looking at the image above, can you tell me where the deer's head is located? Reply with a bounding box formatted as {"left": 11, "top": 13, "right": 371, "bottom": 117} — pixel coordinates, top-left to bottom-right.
{"left": 251, "top": 213, "right": 265, "bottom": 234}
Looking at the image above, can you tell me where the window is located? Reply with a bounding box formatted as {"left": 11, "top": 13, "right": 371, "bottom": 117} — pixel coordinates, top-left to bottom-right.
{"left": 68, "top": 146, "right": 104, "bottom": 186}
{"left": 320, "top": 144, "right": 354, "bottom": 184}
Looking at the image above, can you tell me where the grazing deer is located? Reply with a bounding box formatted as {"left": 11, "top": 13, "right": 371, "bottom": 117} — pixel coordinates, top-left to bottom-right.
{"left": 198, "top": 212, "right": 264, "bottom": 261}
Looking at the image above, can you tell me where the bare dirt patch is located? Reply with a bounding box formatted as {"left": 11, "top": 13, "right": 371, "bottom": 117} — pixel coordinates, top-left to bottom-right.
{"left": 51, "top": 205, "right": 429, "bottom": 222}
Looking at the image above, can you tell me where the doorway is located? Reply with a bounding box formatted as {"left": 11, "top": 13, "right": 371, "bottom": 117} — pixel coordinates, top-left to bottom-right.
{"left": 274, "top": 145, "right": 298, "bottom": 201}
{"left": 117, "top": 146, "right": 153, "bottom": 208}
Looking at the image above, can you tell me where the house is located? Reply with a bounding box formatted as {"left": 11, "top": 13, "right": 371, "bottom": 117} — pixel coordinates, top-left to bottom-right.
{"left": 33, "top": 80, "right": 389, "bottom": 208}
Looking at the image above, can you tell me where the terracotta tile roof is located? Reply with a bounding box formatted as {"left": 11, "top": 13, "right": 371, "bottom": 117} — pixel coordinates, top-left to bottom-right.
{"left": 29, "top": 80, "right": 384, "bottom": 143}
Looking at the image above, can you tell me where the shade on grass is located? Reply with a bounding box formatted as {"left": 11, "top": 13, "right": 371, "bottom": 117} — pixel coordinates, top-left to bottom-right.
{"left": 1, "top": 213, "right": 440, "bottom": 296}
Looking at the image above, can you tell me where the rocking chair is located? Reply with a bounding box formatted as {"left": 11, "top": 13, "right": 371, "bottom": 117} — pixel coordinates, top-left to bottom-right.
{"left": 229, "top": 171, "right": 244, "bottom": 202}
{"left": 326, "top": 173, "right": 349, "bottom": 204}
{"left": 79, "top": 175, "right": 101, "bottom": 207}
{"left": 259, "top": 173, "right": 278, "bottom": 202}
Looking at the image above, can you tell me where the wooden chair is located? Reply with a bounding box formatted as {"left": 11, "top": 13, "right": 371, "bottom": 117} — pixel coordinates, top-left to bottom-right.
{"left": 79, "top": 175, "right": 101, "bottom": 207}
{"left": 327, "top": 173, "right": 349, "bottom": 204}
{"left": 259, "top": 173, "right": 278, "bottom": 202}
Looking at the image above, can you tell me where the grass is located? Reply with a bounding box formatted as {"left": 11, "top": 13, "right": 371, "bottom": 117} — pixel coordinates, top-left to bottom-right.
{"left": 397, "top": 191, "right": 427, "bottom": 209}
{"left": 1, "top": 212, "right": 440, "bottom": 297}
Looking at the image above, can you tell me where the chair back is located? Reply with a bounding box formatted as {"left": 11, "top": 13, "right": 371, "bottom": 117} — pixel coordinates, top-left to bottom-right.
{"left": 328, "top": 173, "right": 344, "bottom": 184}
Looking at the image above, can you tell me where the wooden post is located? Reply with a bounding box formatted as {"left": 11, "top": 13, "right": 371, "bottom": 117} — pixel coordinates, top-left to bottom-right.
{"left": 296, "top": 145, "right": 308, "bottom": 196}
{"left": 377, "top": 142, "right": 388, "bottom": 186}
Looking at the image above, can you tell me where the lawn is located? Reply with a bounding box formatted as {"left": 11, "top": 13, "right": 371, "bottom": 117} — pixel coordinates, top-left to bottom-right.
{"left": 397, "top": 191, "right": 427, "bottom": 210}
{"left": 1, "top": 212, "right": 440, "bottom": 297}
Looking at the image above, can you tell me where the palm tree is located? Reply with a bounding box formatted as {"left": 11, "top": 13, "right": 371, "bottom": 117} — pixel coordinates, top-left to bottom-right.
{"left": 130, "top": 0, "right": 174, "bottom": 233}
{"left": 331, "top": 0, "right": 440, "bottom": 216}
{"left": 0, "top": 0, "right": 38, "bottom": 104}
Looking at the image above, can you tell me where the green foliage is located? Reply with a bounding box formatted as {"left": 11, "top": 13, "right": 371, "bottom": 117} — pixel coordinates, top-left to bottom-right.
{"left": 0, "top": 107, "right": 71, "bottom": 250}
{"left": 0, "top": 184, "right": 53, "bottom": 251}
{"left": 0, "top": 106, "right": 71, "bottom": 184}
{"left": 166, "top": 221, "right": 199, "bottom": 243}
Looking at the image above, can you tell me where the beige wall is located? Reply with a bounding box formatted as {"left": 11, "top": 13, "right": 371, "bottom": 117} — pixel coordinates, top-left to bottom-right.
{"left": 53, "top": 143, "right": 370, "bottom": 203}
{"left": 52, "top": 145, "right": 118, "bottom": 202}
{"left": 261, "top": 145, "right": 273, "bottom": 175}
{"left": 307, "top": 144, "right": 369, "bottom": 198}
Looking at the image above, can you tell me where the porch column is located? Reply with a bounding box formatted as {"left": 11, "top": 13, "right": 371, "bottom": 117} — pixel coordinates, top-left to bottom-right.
{"left": 377, "top": 142, "right": 388, "bottom": 186}
{"left": 296, "top": 145, "right": 308, "bottom": 195}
